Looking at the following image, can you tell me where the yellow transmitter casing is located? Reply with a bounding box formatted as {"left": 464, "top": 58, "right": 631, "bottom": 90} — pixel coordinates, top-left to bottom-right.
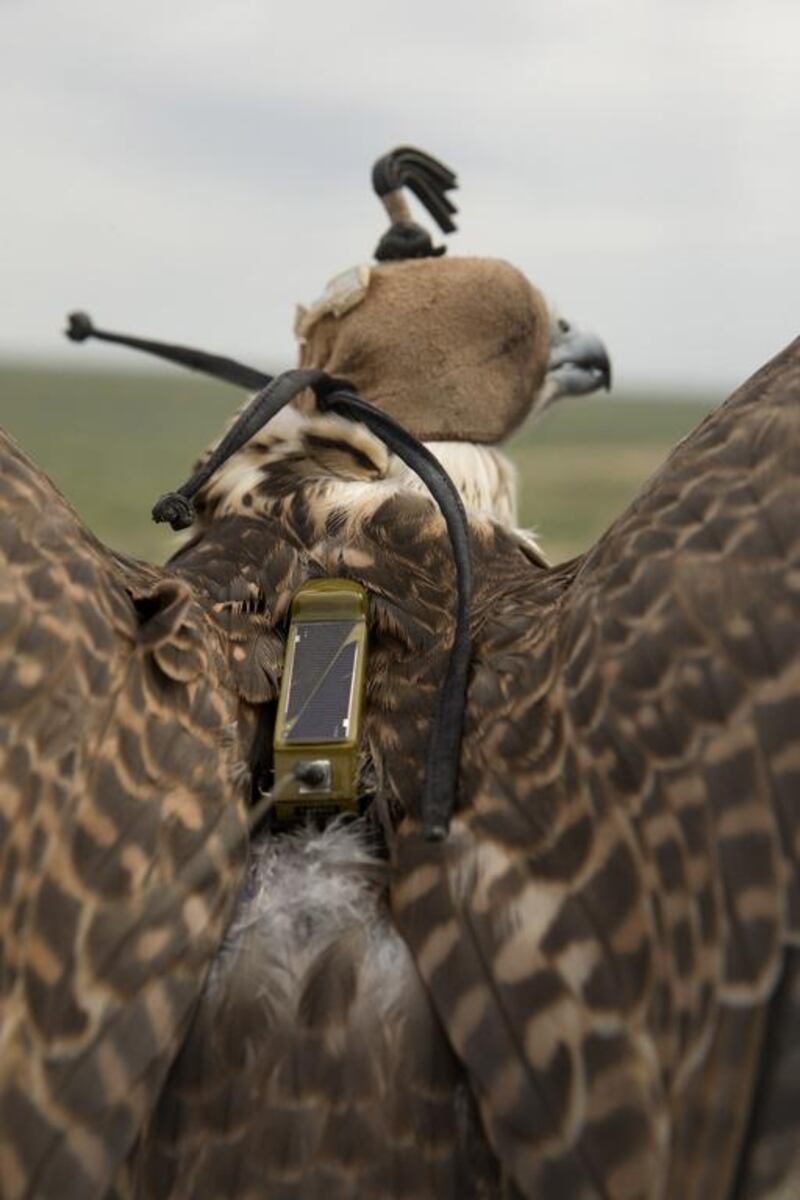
{"left": 273, "top": 579, "right": 368, "bottom": 823}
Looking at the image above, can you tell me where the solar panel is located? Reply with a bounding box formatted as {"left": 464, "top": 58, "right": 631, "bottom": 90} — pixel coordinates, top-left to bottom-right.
{"left": 282, "top": 620, "right": 360, "bottom": 744}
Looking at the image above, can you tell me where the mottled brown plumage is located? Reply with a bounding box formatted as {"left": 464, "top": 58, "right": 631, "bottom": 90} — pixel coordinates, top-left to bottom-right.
{"left": 1, "top": 335, "right": 799, "bottom": 1198}
{"left": 0, "top": 437, "right": 251, "bottom": 1197}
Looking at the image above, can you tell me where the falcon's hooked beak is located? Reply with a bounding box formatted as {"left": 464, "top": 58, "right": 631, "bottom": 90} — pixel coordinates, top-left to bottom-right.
{"left": 542, "top": 314, "right": 612, "bottom": 410}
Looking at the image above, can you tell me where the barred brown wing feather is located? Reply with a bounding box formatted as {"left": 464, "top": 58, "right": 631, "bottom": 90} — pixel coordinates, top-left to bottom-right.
{"left": 733, "top": 947, "right": 800, "bottom": 1197}
{"left": 393, "top": 337, "right": 800, "bottom": 1198}
{"left": 0, "top": 430, "right": 249, "bottom": 1200}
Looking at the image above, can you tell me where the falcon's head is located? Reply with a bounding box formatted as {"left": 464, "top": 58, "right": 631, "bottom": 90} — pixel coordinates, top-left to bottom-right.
{"left": 195, "top": 147, "right": 610, "bottom": 535}
{"left": 67, "top": 146, "right": 611, "bottom": 538}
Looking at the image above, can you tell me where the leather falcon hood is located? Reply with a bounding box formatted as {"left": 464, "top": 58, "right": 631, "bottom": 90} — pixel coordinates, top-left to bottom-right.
{"left": 294, "top": 255, "right": 552, "bottom": 445}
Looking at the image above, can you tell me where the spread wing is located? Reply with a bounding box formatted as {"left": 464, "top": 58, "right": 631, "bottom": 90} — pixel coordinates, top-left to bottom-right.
{"left": 0, "top": 430, "right": 251, "bottom": 1199}
{"left": 392, "top": 337, "right": 800, "bottom": 1198}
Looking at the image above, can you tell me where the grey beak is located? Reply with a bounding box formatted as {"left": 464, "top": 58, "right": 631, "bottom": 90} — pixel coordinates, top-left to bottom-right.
{"left": 547, "top": 327, "right": 612, "bottom": 398}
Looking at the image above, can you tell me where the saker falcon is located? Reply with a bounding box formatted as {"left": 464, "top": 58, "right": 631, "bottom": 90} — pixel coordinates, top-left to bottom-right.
{"left": 0, "top": 147, "right": 798, "bottom": 1199}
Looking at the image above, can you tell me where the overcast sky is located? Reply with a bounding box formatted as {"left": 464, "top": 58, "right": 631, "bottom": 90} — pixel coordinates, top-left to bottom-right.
{"left": 1, "top": 0, "right": 797, "bottom": 390}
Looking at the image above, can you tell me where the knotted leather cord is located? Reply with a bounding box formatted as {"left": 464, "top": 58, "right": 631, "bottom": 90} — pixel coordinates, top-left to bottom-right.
{"left": 151, "top": 370, "right": 324, "bottom": 528}
{"left": 65, "top": 311, "right": 269, "bottom": 392}
{"left": 66, "top": 317, "right": 473, "bottom": 839}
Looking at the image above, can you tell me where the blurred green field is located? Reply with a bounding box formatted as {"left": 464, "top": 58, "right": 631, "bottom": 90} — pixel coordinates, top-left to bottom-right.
{"left": 509, "top": 390, "right": 718, "bottom": 560}
{"left": 0, "top": 362, "right": 718, "bottom": 564}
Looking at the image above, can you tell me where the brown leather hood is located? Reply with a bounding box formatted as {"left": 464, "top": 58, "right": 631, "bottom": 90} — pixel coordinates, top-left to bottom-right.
{"left": 296, "top": 256, "right": 551, "bottom": 444}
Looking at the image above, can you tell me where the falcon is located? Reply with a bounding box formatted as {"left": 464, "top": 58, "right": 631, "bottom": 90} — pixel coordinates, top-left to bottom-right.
{"left": 0, "top": 148, "right": 798, "bottom": 1200}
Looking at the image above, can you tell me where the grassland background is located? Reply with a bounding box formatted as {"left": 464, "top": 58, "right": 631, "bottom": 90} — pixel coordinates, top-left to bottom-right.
{"left": 0, "top": 363, "right": 717, "bottom": 565}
